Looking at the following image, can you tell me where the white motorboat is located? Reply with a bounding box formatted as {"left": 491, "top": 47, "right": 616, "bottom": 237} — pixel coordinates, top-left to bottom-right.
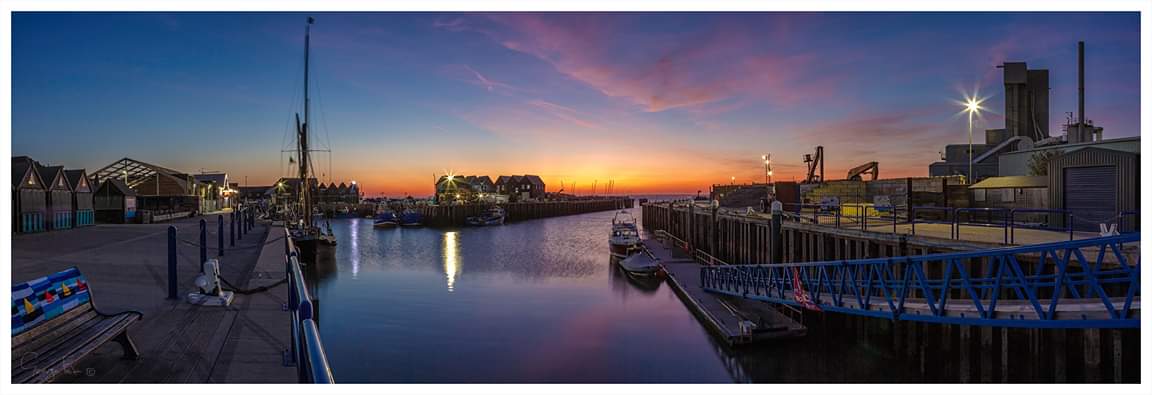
{"left": 609, "top": 210, "right": 641, "bottom": 258}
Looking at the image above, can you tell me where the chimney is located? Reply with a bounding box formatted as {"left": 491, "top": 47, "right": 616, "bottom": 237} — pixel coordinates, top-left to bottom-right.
{"left": 1078, "top": 41, "right": 1085, "bottom": 136}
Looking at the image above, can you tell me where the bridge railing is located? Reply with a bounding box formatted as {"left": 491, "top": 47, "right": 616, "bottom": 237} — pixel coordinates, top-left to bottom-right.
{"left": 700, "top": 233, "right": 1140, "bottom": 328}
{"left": 285, "top": 229, "right": 335, "bottom": 383}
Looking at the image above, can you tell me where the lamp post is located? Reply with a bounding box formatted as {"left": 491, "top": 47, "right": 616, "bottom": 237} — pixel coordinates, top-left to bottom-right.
{"left": 730, "top": 176, "right": 735, "bottom": 185}
{"left": 762, "top": 154, "right": 774, "bottom": 203}
{"left": 961, "top": 95, "right": 984, "bottom": 183}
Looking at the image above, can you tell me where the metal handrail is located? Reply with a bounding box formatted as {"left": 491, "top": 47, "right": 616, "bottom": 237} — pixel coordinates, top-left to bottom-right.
{"left": 1009, "top": 208, "right": 1073, "bottom": 243}
{"left": 909, "top": 206, "right": 952, "bottom": 237}
{"left": 285, "top": 229, "right": 335, "bottom": 383}
{"left": 701, "top": 233, "right": 1140, "bottom": 329}
{"left": 953, "top": 207, "right": 1011, "bottom": 244}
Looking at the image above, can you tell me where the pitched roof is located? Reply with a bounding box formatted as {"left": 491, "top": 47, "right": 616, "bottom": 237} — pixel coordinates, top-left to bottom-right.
{"left": 99, "top": 178, "right": 137, "bottom": 196}
{"left": 969, "top": 176, "right": 1048, "bottom": 189}
{"left": 11, "top": 159, "right": 41, "bottom": 189}
{"left": 64, "top": 169, "right": 92, "bottom": 192}
{"left": 35, "top": 164, "right": 68, "bottom": 191}
{"left": 495, "top": 175, "right": 510, "bottom": 185}
{"left": 522, "top": 175, "right": 545, "bottom": 186}
{"left": 193, "top": 173, "right": 227, "bottom": 185}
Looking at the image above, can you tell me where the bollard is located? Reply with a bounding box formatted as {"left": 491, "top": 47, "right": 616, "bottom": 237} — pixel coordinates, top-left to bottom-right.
{"left": 230, "top": 211, "right": 236, "bottom": 247}
{"left": 218, "top": 215, "right": 225, "bottom": 256}
{"left": 770, "top": 201, "right": 782, "bottom": 265}
{"left": 167, "top": 226, "right": 178, "bottom": 299}
{"left": 199, "top": 218, "right": 207, "bottom": 265}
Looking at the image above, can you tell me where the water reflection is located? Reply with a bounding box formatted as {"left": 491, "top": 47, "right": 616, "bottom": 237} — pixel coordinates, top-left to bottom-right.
{"left": 443, "top": 231, "right": 460, "bottom": 292}
{"left": 350, "top": 219, "right": 360, "bottom": 279}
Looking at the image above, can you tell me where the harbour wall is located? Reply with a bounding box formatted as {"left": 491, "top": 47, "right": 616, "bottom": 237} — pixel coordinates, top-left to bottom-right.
{"left": 418, "top": 198, "right": 634, "bottom": 227}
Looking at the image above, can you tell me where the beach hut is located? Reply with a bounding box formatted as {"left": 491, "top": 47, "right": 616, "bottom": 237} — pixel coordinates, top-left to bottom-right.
{"left": 37, "top": 164, "right": 73, "bottom": 230}
{"left": 11, "top": 157, "right": 48, "bottom": 233}
{"left": 65, "top": 169, "right": 95, "bottom": 227}
{"left": 94, "top": 179, "right": 138, "bottom": 224}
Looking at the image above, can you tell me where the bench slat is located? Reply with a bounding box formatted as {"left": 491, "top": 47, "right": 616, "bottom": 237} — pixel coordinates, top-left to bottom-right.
{"left": 13, "top": 314, "right": 138, "bottom": 383}
{"left": 13, "top": 307, "right": 99, "bottom": 359}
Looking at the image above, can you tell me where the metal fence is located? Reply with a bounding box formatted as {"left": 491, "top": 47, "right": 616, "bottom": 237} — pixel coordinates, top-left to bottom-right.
{"left": 701, "top": 233, "right": 1140, "bottom": 329}
{"left": 284, "top": 230, "right": 335, "bottom": 383}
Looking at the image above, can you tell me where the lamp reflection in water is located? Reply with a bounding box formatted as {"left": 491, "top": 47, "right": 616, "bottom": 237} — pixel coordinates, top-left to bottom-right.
{"left": 442, "top": 231, "right": 461, "bottom": 292}
{"left": 350, "top": 220, "right": 360, "bottom": 279}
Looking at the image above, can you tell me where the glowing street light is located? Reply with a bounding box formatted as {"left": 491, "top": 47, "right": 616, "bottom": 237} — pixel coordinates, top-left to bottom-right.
{"left": 730, "top": 176, "right": 735, "bottom": 185}
{"left": 958, "top": 91, "right": 987, "bottom": 183}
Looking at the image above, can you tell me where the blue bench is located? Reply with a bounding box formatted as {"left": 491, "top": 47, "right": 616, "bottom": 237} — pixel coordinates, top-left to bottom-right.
{"left": 11, "top": 267, "right": 142, "bottom": 383}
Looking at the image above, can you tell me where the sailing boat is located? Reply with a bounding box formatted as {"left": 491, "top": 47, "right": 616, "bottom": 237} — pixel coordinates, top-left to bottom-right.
{"left": 288, "top": 16, "right": 337, "bottom": 264}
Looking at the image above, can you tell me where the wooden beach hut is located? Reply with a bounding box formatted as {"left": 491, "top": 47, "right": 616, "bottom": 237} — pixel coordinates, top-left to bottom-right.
{"left": 11, "top": 157, "right": 48, "bottom": 233}
{"left": 94, "top": 179, "right": 138, "bottom": 224}
{"left": 37, "top": 164, "right": 74, "bottom": 230}
{"left": 65, "top": 169, "right": 96, "bottom": 227}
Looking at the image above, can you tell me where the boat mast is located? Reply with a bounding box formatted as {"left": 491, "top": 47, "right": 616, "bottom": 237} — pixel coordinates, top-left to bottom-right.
{"left": 300, "top": 16, "right": 314, "bottom": 228}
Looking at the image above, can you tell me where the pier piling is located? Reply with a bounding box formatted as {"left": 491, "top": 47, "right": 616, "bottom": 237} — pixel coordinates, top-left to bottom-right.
{"left": 230, "top": 211, "right": 236, "bottom": 246}
{"left": 218, "top": 215, "right": 225, "bottom": 257}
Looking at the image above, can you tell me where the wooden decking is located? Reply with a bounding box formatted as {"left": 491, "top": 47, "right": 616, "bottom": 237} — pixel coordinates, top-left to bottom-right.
{"left": 641, "top": 237, "right": 805, "bottom": 346}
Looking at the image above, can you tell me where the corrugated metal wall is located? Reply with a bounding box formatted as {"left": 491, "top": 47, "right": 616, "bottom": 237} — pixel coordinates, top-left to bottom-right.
{"left": 1047, "top": 148, "right": 1139, "bottom": 232}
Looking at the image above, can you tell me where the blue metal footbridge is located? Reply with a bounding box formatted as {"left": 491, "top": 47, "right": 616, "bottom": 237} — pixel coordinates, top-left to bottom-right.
{"left": 701, "top": 234, "right": 1140, "bottom": 329}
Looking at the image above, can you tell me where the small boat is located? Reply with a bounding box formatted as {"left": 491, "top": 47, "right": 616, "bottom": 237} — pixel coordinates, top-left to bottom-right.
{"left": 374, "top": 211, "right": 399, "bottom": 228}
{"left": 467, "top": 207, "right": 506, "bottom": 226}
{"left": 618, "top": 251, "right": 661, "bottom": 277}
{"left": 399, "top": 208, "right": 424, "bottom": 226}
{"left": 609, "top": 210, "right": 641, "bottom": 259}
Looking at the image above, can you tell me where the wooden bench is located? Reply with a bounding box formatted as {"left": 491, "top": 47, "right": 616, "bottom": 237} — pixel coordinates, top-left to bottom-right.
{"left": 11, "top": 267, "right": 142, "bottom": 383}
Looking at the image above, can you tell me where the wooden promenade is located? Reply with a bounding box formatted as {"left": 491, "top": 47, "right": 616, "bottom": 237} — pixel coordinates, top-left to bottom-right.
{"left": 11, "top": 216, "right": 294, "bottom": 383}
{"left": 641, "top": 236, "right": 805, "bottom": 346}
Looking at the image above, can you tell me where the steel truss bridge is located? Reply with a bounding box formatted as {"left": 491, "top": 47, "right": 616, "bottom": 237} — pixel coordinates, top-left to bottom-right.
{"left": 701, "top": 234, "right": 1139, "bottom": 329}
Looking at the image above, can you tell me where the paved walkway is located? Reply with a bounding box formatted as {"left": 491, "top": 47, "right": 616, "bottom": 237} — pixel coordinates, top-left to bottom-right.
{"left": 11, "top": 216, "right": 294, "bottom": 383}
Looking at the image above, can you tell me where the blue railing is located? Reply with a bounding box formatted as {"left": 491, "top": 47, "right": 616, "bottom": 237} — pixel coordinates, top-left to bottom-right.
{"left": 285, "top": 229, "right": 335, "bottom": 383}
{"left": 701, "top": 233, "right": 1140, "bottom": 329}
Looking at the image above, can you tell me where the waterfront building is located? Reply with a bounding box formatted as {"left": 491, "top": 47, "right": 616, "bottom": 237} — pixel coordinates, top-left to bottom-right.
{"left": 93, "top": 178, "right": 137, "bottom": 224}
{"left": 1045, "top": 147, "right": 1139, "bottom": 232}
{"left": 64, "top": 169, "right": 96, "bottom": 227}
{"left": 493, "top": 174, "right": 546, "bottom": 201}
{"left": 92, "top": 158, "right": 213, "bottom": 216}
{"left": 193, "top": 173, "right": 234, "bottom": 211}
{"left": 968, "top": 176, "right": 1049, "bottom": 210}
{"left": 35, "top": 163, "right": 73, "bottom": 230}
{"left": 11, "top": 156, "right": 48, "bottom": 233}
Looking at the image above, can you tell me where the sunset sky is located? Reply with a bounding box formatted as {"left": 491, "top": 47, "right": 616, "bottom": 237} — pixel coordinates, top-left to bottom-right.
{"left": 12, "top": 12, "right": 1141, "bottom": 196}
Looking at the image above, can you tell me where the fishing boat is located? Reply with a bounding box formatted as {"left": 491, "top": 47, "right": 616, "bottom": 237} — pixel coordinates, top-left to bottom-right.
{"left": 609, "top": 210, "right": 641, "bottom": 259}
{"left": 618, "top": 251, "right": 661, "bottom": 277}
{"left": 466, "top": 206, "right": 506, "bottom": 226}
{"left": 287, "top": 16, "right": 337, "bottom": 264}
{"left": 373, "top": 210, "right": 399, "bottom": 228}
{"left": 399, "top": 208, "right": 424, "bottom": 226}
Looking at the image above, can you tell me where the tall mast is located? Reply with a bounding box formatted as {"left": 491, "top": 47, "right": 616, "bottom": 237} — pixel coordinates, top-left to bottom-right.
{"left": 301, "top": 16, "right": 315, "bottom": 227}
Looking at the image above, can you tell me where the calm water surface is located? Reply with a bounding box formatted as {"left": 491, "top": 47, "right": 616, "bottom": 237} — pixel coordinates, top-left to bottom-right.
{"left": 313, "top": 206, "right": 918, "bottom": 383}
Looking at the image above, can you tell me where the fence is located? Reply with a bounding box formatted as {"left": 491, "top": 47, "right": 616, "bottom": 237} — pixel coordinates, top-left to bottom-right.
{"left": 285, "top": 230, "right": 335, "bottom": 383}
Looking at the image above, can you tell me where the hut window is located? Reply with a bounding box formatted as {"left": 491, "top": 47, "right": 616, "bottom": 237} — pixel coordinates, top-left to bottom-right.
{"left": 1002, "top": 188, "right": 1015, "bottom": 203}
{"left": 974, "top": 189, "right": 986, "bottom": 202}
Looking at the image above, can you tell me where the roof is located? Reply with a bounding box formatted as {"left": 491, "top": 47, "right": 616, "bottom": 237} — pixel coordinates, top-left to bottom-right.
{"left": 522, "top": 175, "right": 545, "bottom": 186}
{"left": 11, "top": 159, "right": 39, "bottom": 189}
{"left": 35, "top": 164, "right": 68, "bottom": 191}
{"left": 99, "top": 178, "right": 137, "bottom": 196}
{"left": 969, "top": 176, "right": 1048, "bottom": 189}
{"left": 193, "top": 173, "right": 227, "bottom": 185}
{"left": 92, "top": 157, "right": 192, "bottom": 192}
{"left": 64, "top": 169, "right": 91, "bottom": 191}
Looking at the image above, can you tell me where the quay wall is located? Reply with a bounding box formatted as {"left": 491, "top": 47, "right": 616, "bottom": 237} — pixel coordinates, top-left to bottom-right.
{"left": 640, "top": 201, "right": 1139, "bottom": 383}
{"left": 419, "top": 198, "right": 634, "bottom": 227}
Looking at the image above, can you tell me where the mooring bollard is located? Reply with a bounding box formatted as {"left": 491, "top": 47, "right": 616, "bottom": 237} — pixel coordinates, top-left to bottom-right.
{"left": 770, "top": 201, "right": 782, "bottom": 265}
{"left": 218, "top": 215, "right": 225, "bottom": 257}
{"left": 199, "top": 218, "right": 207, "bottom": 265}
{"left": 230, "top": 211, "right": 236, "bottom": 247}
{"left": 167, "top": 226, "right": 178, "bottom": 300}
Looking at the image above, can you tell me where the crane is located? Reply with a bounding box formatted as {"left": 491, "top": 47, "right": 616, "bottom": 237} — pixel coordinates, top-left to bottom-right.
{"left": 846, "top": 162, "right": 879, "bottom": 181}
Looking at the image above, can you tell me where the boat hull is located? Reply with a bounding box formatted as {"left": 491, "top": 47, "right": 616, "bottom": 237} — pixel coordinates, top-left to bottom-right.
{"left": 609, "top": 241, "right": 641, "bottom": 259}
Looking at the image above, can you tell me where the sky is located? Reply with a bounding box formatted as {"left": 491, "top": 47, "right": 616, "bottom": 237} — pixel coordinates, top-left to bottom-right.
{"left": 11, "top": 12, "right": 1141, "bottom": 196}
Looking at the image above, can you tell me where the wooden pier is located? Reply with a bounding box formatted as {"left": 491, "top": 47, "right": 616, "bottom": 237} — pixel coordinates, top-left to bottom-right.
{"left": 417, "top": 198, "right": 633, "bottom": 226}
{"left": 642, "top": 235, "right": 805, "bottom": 346}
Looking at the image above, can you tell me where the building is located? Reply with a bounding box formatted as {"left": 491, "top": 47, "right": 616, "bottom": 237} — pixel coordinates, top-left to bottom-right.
{"left": 12, "top": 157, "right": 48, "bottom": 233}
{"left": 64, "top": 169, "right": 96, "bottom": 227}
{"left": 997, "top": 136, "right": 1138, "bottom": 176}
{"left": 36, "top": 163, "right": 74, "bottom": 230}
{"left": 93, "top": 178, "right": 138, "bottom": 224}
{"left": 1046, "top": 147, "right": 1139, "bottom": 232}
{"left": 193, "top": 173, "right": 234, "bottom": 211}
{"left": 969, "top": 176, "right": 1048, "bottom": 210}
{"left": 92, "top": 158, "right": 213, "bottom": 215}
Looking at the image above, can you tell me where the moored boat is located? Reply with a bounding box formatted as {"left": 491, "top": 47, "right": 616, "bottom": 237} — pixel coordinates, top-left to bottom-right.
{"left": 618, "top": 251, "right": 661, "bottom": 277}
{"left": 609, "top": 210, "right": 641, "bottom": 259}
{"left": 399, "top": 208, "right": 424, "bottom": 226}
{"left": 467, "top": 206, "right": 506, "bottom": 226}
{"left": 374, "top": 210, "right": 399, "bottom": 228}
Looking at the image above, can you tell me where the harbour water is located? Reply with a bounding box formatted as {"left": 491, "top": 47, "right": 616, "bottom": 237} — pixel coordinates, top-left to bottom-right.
{"left": 311, "top": 203, "right": 922, "bottom": 383}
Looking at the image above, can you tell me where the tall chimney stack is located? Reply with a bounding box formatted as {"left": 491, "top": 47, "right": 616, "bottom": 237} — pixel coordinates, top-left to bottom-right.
{"left": 1078, "top": 41, "right": 1085, "bottom": 136}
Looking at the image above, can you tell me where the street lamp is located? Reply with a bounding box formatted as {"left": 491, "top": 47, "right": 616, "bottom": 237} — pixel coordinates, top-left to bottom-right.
{"left": 762, "top": 154, "right": 774, "bottom": 204}
{"left": 730, "top": 176, "right": 735, "bottom": 185}
{"left": 960, "top": 93, "right": 985, "bottom": 183}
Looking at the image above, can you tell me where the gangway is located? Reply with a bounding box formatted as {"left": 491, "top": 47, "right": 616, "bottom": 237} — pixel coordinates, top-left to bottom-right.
{"left": 701, "top": 234, "right": 1139, "bottom": 329}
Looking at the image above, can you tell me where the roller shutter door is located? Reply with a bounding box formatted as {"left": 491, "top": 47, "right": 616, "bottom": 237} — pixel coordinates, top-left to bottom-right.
{"left": 1064, "top": 166, "right": 1117, "bottom": 231}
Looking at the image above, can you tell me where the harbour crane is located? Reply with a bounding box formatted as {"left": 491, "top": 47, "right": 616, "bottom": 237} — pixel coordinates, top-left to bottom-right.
{"left": 803, "top": 146, "right": 824, "bottom": 184}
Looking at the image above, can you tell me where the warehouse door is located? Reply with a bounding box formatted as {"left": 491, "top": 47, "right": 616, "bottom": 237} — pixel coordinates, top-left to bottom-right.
{"left": 1064, "top": 166, "right": 1117, "bottom": 231}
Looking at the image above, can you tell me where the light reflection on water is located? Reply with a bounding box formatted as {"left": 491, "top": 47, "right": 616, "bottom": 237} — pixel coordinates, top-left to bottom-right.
{"left": 313, "top": 205, "right": 919, "bottom": 383}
